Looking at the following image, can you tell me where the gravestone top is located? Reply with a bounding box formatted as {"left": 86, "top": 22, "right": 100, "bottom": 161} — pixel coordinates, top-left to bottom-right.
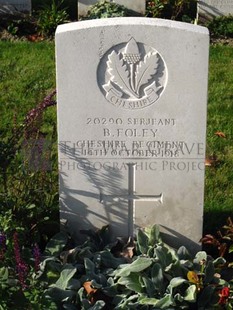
{"left": 56, "top": 18, "right": 209, "bottom": 253}
{"left": 0, "top": 0, "right": 31, "bottom": 13}
{"left": 198, "top": 0, "right": 233, "bottom": 20}
{"left": 78, "top": 0, "right": 145, "bottom": 18}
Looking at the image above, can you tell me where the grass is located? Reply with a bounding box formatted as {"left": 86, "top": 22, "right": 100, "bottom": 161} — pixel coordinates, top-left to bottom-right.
{"left": 0, "top": 41, "right": 55, "bottom": 132}
{"left": 204, "top": 44, "right": 233, "bottom": 233}
{"left": 0, "top": 40, "right": 232, "bottom": 234}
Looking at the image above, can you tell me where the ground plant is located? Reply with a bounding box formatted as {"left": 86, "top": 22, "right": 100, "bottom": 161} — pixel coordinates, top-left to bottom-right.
{"left": 146, "top": 0, "right": 197, "bottom": 22}
{"left": 82, "top": 0, "right": 132, "bottom": 20}
{"left": 0, "top": 225, "right": 232, "bottom": 309}
{"left": 0, "top": 8, "right": 233, "bottom": 308}
{"left": 37, "top": 0, "right": 69, "bottom": 37}
{"left": 207, "top": 15, "right": 233, "bottom": 38}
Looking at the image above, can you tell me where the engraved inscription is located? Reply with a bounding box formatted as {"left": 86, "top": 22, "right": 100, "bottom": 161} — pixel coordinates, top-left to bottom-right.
{"left": 97, "top": 37, "right": 167, "bottom": 109}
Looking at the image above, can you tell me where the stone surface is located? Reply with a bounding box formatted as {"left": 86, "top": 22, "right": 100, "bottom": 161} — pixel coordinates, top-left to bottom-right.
{"left": 198, "top": 0, "right": 233, "bottom": 20}
{"left": 78, "top": 0, "right": 145, "bottom": 17}
{"left": 56, "top": 18, "right": 209, "bottom": 253}
{"left": 0, "top": 0, "right": 31, "bottom": 13}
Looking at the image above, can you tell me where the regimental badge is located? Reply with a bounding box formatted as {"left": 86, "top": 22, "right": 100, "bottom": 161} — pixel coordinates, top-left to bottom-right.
{"left": 98, "top": 37, "right": 167, "bottom": 110}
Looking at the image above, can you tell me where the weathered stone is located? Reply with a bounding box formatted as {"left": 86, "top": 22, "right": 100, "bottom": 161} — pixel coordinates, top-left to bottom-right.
{"left": 56, "top": 18, "right": 209, "bottom": 253}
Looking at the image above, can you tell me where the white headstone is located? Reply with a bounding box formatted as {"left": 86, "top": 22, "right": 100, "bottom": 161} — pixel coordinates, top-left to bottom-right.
{"left": 56, "top": 18, "right": 209, "bottom": 253}
{"left": 0, "top": 0, "right": 31, "bottom": 13}
{"left": 198, "top": 0, "right": 233, "bottom": 20}
{"left": 78, "top": 0, "right": 145, "bottom": 18}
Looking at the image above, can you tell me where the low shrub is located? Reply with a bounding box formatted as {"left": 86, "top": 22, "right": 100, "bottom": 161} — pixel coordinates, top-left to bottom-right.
{"left": 82, "top": 0, "right": 140, "bottom": 20}
{"left": 207, "top": 15, "right": 233, "bottom": 38}
{"left": 146, "top": 0, "right": 197, "bottom": 22}
{"left": 37, "top": 0, "right": 69, "bottom": 37}
{"left": 1, "top": 225, "right": 232, "bottom": 309}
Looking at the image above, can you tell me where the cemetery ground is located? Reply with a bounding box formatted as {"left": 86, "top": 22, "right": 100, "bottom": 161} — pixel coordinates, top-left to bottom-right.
{"left": 0, "top": 36, "right": 233, "bottom": 308}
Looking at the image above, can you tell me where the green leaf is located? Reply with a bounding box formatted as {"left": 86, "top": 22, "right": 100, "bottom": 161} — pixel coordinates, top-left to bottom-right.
{"left": 229, "top": 244, "right": 233, "bottom": 253}
{"left": 67, "top": 278, "right": 81, "bottom": 290}
{"left": 194, "top": 251, "right": 207, "bottom": 265}
{"left": 89, "top": 300, "right": 105, "bottom": 310}
{"left": 147, "top": 224, "right": 161, "bottom": 246}
{"left": 177, "top": 246, "right": 191, "bottom": 260}
{"left": 99, "top": 250, "right": 126, "bottom": 269}
{"left": 118, "top": 273, "right": 143, "bottom": 293}
{"left": 45, "top": 287, "right": 75, "bottom": 303}
{"left": 167, "top": 277, "right": 187, "bottom": 295}
{"left": 63, "top": 304, "right": 79, "bottom": 310}
{"left": 204, "top": 261, "right": 215, "bottom": 284}
{"left": 213, "top": 257, "right": 226, "bottom": 266}
{"left": 114, "top": 257, "right": 152, "bottom": 277}
{"left": 44, "top": 232, "right": 69, "bottom": 256}
{"left": 0, "top": 267, "right": 8, "bottom": 280}
{"left": 154, "top": 245, "right": 173, "bottom": 269}
{"left": 53, "top": 264, "right": 77, "bottom": 290}
{"left": 151, "top": 263, "right": 164, "bottom": 293}
{"left": 139, "top": 294, "right": 173, "bottom": 308}
{"left": 137, "top": 229, "right": 149, "bottom": 254}
{"left": 197, "top": 285, "right": 216, "bottom": 307}
{"left": 141, "top": 275, "right": 155, "bottom": 297}
{"left": 84, "top": 258, "right": 107, "bottom": 285}
{"left": 184, "top": 285, "right": 196, "bottom": 302}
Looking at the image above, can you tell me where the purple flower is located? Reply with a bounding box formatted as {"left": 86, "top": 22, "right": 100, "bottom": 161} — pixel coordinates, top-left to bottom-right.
{"left": 0, "top": 233, "right": 6, "bottom": 260}
{"left": 33, "top": 243, "right": 41, "bottom": 272}
{"left": 13, "top": 232, "right": 28, "bottom": 290}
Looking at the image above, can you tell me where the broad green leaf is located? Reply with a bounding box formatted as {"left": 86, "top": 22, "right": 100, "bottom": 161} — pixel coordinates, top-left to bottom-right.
{"left": 67, "top": 278, "right": 81, "bottom": 290}
{"left": 45, "top": 287, "right": 75, "bottom": 302}
{"left": 167, "top": 277, "right": 187, "bottom": 295}
{"left": 147, "top": 224, "right": 161, "bottom": 246}
{"left": 114, "top": 257, "right": 152, "bottom": 277}
{"left": 84, "top": 258, "right": 96, "bottom": 275}
{"left": 53, "top": 265, "right": 77, "bottom": 290}
{"left": 141, "top": 275, "right": 155, "bottom": 297}
{"left": 84, "top": 258, "right": 107, "bottom": 285}
{"left": 174, "top": 293, "right": 184, "bottom": 302}
{"left": 89, "top": 300, "right": 105, "bottom": 310}
{"left": 0, "top": 267, "right": 8, "bottom": 280}
{"left": 204, "top": 261, "right": 215, "bottom": 284}
{"left": 44, "top": 232, "right": 69, "bottom": 256}
{"left": 114, "top": 294, "right": 139, "bottom": 309}
{"left": 118, "top": 273, "right": 143, "bottom": 293}
{"left": 177, "top": 246, "right": 191, "bottom": 260}
{"left": 193, "top": 251, "right": 207, "bottom": 265}
{"left": 137, "top": 229, "right": 149, "bottom": 254}
{"left": 184, "top": 285, "right": 196, "bottom": 302}
{"left": 63, "top": 303, "right": 79, "bottom": 310}
{"left": 213, "top": 257, "right": 226, "bottom": 266}
{"left": 154, "top": 245, "right": 173, "bottom": 269}
{"left": 197, "top": 285, "right": 216, "bottom": 307}
{"left": 229, "top": 244, "right": 233, "bottom": 253}
{"left": 139, "top": 294, "right": 173, "bottom": 308}
{"left": 99, "top": 250, "right": 126, "bottom": 268}
{"left": 151, "top": 263, "right": 164, "bottom": 293}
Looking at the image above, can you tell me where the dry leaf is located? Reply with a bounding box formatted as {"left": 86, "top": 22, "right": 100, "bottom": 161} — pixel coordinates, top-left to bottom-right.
{"left": 120, "top": 236, "right": 135, "bottom": 261}
{"left": 205, "top": 155, "right": 218, "bottom": 167}
{"left": 83, "top": 281, "right": 97, "bottom": 295}
{"left": 60, "top": 248, "right": 76, "bottom": 264}
{"left": 215, "top": 131, "right": 226, "bottom": 138}
{"left": 187, "top": 271, "right": 199, "bottom": 284}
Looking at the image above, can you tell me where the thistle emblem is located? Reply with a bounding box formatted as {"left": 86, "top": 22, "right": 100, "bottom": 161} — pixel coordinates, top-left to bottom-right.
{"left": 100, "top": 37, "right": 167, "bottom": 109}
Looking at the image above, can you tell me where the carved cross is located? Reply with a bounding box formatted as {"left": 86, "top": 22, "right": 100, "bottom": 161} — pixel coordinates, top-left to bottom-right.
{"left": 100, "top": 163, "right": 163, "bottom": 237}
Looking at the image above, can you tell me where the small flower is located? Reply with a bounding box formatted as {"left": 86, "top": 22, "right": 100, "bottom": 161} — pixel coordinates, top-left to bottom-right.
{"left": 0, "top": 233, "right": 6, "bottom": 260}
{"left": 33, "top": 243, "right": 41, "bottom": 273}
{"left": 13, "top": 232, "right": 28, "bottom": 290}
{"left": 218, "top": 287, "right": 230, "bottom": 305}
